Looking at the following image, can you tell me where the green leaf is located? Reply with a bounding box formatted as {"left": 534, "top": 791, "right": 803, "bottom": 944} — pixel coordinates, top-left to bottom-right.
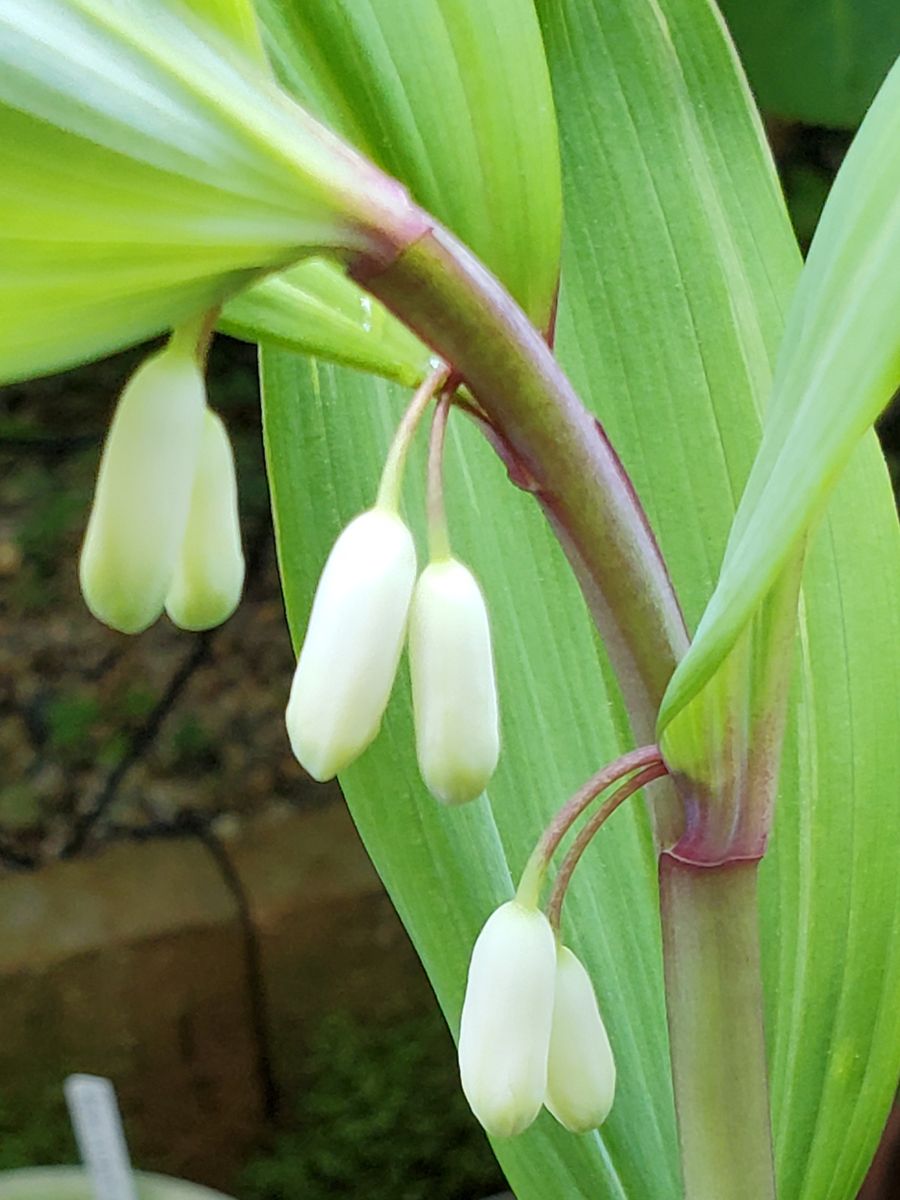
{"left": 762, "top": 443, "right": 900, "bottom": 1200}
{"left": 653, "top": 54, "right": 900, "bottom": 1197}
{"left": 189, "top": 0, "right": 435, "bottom": 386}
{"left": 718, "top": 0, "right": 900, "bottom": 127}
{"left": 201, "top": 0, "right": 562, "bottom": 385}
{"left": 181, "top": 0, "right": 266, "bottom": 63}
{"left": 545, "top": 4, "right": 900, "bottom": 1196}
{"left": 224, "top": 0, "right": 565, "bottom": 480}
{"left": 0, "top": 0, "right": 416, "bottom": 384}
{"left": 263, "top": 3, "right": 900, "bottom": 1199}
{"left": 659, "top": 59, "right": 900, "bottom": 732}
{"left": 220, "top": 260, "right": 431, "bottom": 386}
{"left": 261, "top": 352, "right": 675, "bottom": 1199}
{"left": 252, "top": 0, "right": 562, "bottom": 330}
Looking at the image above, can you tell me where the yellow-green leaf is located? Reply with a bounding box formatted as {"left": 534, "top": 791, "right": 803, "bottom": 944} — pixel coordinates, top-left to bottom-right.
{"left": 253, "top": 0, "right": 562, "bottom": 330}
{"left": 0, "top": 0, "right": 418, "bottom": 383}
{"left": 220, "top": 260, "right": 431, "bottom": 386}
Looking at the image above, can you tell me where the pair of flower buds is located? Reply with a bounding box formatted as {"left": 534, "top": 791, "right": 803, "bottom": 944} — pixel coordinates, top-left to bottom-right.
{"left": 285, "top": 504, "right": 500, "bottom": 804}
{"left": 460, "top": 899, "right": 616, "bottom": 1138}
{"left": 79, "top": 332, "right": 244, "bottom": 635}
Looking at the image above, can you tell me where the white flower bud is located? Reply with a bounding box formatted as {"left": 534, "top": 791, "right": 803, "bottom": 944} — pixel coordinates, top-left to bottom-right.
{"left": 79, "top": 341, "right": 206, "bottom": 633}
{"left": 408, "top": 559, "right": 499, "bottom": 804}
{"left": 285, "top": 508, "right": 416, "bottom": 781}
{"left": 458, "top": 900, "right": 556, "bottom": 1138}
{"left": 544, "top": 945, "right": 616, "bottom": 1132}
{"left": 165, "top": 409, "right": 245, "bottom": 631}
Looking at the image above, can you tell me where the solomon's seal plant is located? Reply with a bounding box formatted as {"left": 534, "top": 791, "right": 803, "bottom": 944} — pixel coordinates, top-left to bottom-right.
{"left": 2, "top": 1, "right": 898, "bottom": 1198}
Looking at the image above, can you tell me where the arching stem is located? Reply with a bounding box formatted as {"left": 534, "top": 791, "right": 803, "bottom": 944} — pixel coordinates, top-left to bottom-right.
{"left": 516, "top": 745, "right": 663, "bottom": 908}
{"left": 352, "top": 214, "right": 777, "bottom": 1200}
{"left": 547, "top": 762, "right": 668, "bottom": 931}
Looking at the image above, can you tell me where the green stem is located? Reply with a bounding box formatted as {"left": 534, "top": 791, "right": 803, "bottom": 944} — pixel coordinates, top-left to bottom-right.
{"left": 375, "top": 363, "right": 448, "bottom": 512}
{"left": 355, "top": 223, "right": 689, "bottom": 782}
{"left": 353, "top": 216, "right": 777, "bottom": 1198}
{"left": 168, "top": 312, "right": 211, "bottom": 361}
{"left": 547, "top": 762, "right": 668, "bottom": 931}
{"left": 660, "top": 856, "right": 776, "bottom": 1200}
{"left": 426, "top": 395, "right": 452, "bottom": 561}
{"left": 516, "top": 744, "right": 663, "bottom": 908}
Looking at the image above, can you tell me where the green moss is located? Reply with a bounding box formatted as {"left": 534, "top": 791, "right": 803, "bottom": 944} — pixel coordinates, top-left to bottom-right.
{"left": 169, "top": 716, "right": 219, "bottom": 772}
{"left": 15, "top": 483, "right": 90, "bottom": 583}
{"left": 240, "top": 1011, "right": 504, "bottom": 1200}
{"left": 0, "top": 1088, "right": 75, "bottom": 1171}
{"left": 46, "top": 694, "right": 102, "bottom": 754}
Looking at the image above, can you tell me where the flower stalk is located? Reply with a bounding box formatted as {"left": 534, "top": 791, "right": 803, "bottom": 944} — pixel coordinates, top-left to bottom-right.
{"left": 426, "top": 395, "right": 453, "bottom": 562}
{"left": 409, "top": 395, "right": 500, "bottom": 804}
{"left": 516, "top": 745, "right": 664, "bottom": 909}
{"left": 376, "top": 364, "right": 449, "bottom": 513}
{"left": 546, "top": 761, "right": 669, "bottom": 932}
{"left": 354, "top": 220, "right": 690, "bottom": 774}
{"left": 354, "top": 213, "right": 779, "bottom": 1196}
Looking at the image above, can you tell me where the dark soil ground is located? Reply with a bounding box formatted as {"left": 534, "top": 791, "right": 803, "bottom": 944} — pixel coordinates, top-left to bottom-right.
{"left": 0, "top": 339, "right": 320, "bottom": 868}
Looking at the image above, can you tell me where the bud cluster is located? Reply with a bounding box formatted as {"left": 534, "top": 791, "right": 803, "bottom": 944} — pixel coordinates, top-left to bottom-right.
{"left": 79, "top": 328, "right": 244, "bottom": 635}
{"left": 75, "top": 348, "right": 641, "bottom": 1145}
{"left": 285, "top": 379, "right": 500, "bottom": 804}
{"left": 454, "top": 752, "right": 667, "bottom": 1137}
{"left": 459, "top": 900, "right": 616, "bottom": 1138}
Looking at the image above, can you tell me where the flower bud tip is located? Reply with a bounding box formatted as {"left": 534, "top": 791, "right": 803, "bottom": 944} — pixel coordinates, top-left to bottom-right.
{"left": 544, "top": 945, "right": 616, "bottom": 1133}
{"left": 165, "top": 409, "right": 245, "bottom": 631}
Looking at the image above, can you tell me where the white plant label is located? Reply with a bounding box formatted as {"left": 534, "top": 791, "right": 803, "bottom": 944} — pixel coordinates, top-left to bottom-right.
{"left": 64, "top": 1074, "right": 139, "bottom": 1200}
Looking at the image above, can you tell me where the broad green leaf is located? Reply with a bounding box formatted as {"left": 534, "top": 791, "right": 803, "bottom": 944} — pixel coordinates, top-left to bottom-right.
{"left": 261, "top": 352, "right": 674, "bottom": 1200}
{"left": 182, "top": 0, "right": 266, "bottom": 63}
{"left": 186, "top": 0, "right": 435, "bottom": 385}
{"left": 262, "top": 2, "right": 900, "bottom": 1199}
{"left": 220, "top": 260, "right": 431, "bottom": 386}
{"left": 659, "top": 59, "right": 900, "bottom": 731}
{"left": 542, "top": 3, "right": 900, "bottom": 1196}
{"left": 718, "top": 0, "right": 900, "bottom": 127}
{"left": 0, "top": 0, "right": 416, "bottom": 384}
{"left": 199, "top": 0, "right": 561, "bottom": 385}
{"left": 762, "top": 445, "right": 900, "bottom": 1200}
{"left": 651, "top": 54, "right": 900, "bottom": 1195}
{"left": 252, "top": 0, "right": 562, "bottom": 330}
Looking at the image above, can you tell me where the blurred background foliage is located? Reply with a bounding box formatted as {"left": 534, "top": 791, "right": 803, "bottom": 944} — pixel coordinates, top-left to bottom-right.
{"left": 718, "top": 0, "right": 900, "bottom": 128}
{"left": 0, "top": 4, "right": 898, "bottom": 1197}
{"left": 239, "top": 1013, "right": 503, "bottom": 1200}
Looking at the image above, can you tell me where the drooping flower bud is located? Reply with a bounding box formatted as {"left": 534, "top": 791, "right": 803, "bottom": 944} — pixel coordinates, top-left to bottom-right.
{"left": 79, "top": 338, "right": 206, "bottom": 633}
{"left": 544, "top": 944, "right": 616, "bottom": 1132}
{"left": 408, "top": 558, "right": 499, "bottom": 804}
{"left": 458, "top": 900, "right": 556, "bottom": 1138}
{"left": 285, "top": 508, "right": 416, "bottom": 781}
{"left": 165, "top": 409, "right": 245, "bottom": 631}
